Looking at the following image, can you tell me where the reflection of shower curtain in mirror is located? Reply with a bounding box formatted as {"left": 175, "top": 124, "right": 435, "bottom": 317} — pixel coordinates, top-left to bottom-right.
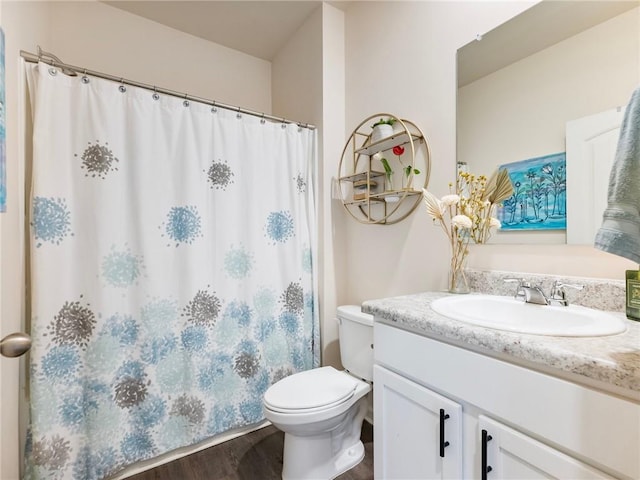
{"left": 24, "top": 62, "right": 319, "bottom": 479}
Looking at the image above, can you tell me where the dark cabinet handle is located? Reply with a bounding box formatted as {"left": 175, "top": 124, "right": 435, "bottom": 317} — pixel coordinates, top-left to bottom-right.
{"left": 439, "top": 408, "right": 450, "bottom": 458}
{"left": 481, "top": 429, "right": 493, "bottom": 480}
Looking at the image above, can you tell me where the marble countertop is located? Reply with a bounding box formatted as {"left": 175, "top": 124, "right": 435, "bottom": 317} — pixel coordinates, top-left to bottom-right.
{"left": 362, "top": 291, "right": 640, "bottom": 398}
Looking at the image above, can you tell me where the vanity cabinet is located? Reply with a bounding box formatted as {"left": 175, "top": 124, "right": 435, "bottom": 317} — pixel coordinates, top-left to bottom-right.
{"left": 374, "top": 322, "right": 639, "bottom": 480}
{"left": 374, "top": 365, "right": 462, "bottom": 479}
{"left": 479, "top": 415, "right": 613, "bottom": 479}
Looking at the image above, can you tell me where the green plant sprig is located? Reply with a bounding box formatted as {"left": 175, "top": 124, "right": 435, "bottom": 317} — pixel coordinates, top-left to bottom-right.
{"left": 404, "top": 165, "right": 421, "bottom": 177}
{"left": 371, "top": 117, "right": 396, "bottom": 128}
{"left": 380, "top": 158, "right": 393, "bottom": 175}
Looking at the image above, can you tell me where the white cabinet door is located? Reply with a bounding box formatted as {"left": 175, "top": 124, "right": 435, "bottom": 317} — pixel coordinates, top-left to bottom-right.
{"left": 478, "top": 415, "right": 614, "bottom": 480}
{"left": 374, "top": 365, "right": 462, "bottom": 480}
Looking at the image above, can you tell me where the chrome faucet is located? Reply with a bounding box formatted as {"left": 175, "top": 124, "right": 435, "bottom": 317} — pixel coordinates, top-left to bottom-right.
{"left": 521, "top": 285, "right": 549, "bottom": 305}
{"left": 504, "top": 278, "right": 584, "bottom": 306}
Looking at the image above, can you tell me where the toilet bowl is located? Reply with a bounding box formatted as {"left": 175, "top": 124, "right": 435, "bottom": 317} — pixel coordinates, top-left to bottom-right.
{"left": 263, "top": 305, "right": 374, "bottom": 480}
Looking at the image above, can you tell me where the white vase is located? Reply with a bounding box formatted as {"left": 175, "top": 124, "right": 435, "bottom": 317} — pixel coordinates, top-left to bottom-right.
{"left": 371, "top": 124, "right": 393, "bottom": 143}
{"left": 392, "top": 121, "right": 405, "bottom": 135}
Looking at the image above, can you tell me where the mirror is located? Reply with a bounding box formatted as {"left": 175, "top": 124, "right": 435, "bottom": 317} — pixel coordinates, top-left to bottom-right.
{"left": 457, "top": 0, "right": 639, "bottom": 245}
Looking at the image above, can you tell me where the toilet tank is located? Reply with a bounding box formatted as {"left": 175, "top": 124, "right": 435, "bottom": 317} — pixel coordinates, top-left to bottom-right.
{"left": 337, "top": 305, "right": 374, "bottom": 382}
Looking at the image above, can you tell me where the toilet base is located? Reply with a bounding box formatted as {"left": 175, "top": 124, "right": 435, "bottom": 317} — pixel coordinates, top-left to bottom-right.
{"left": 280, "top": 398, "right": 368, "bottom": 480}
{"left": 331, "top": 439, "right": 365, "bottom": 479}
{"left": 282, "top": 438, "right": 365, "bottom": 480}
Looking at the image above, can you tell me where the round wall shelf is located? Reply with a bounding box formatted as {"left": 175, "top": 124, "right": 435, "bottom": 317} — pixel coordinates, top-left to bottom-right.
{"left": 338, "top": 113, "right": 431, "bottom": 224}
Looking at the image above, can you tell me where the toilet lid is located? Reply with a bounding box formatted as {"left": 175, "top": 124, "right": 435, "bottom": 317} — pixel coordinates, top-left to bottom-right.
{"left": 263, "top": 366, "right": 359, "bottom": 412}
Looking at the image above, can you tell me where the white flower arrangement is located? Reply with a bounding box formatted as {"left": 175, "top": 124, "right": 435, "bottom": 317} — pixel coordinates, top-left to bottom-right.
{"left": 423, "top": 168, "right": 513, "bottom": 292}
{"left": 422, "top": 189, "right": 473, "bottom": 292}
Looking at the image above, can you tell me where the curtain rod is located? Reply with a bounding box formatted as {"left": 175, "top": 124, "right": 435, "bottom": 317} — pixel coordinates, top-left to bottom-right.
{"left": 20, "top": 48, "right": 316, "bottom": 130}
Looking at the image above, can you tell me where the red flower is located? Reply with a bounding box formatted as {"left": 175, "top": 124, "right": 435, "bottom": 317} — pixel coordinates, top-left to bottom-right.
{"left": 393, "top": 146, "right": 405, "bottom": 156}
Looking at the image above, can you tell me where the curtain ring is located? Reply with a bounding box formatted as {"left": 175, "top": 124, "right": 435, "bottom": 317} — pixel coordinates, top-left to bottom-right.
{"left": 183, "top": 93, "right": 190, "bottom": 107}
{"left": 48, "top": 59, "right": 59, "bottom": 76}
{"left": 260, "top": 114, "right": 266, "bottom": 125}
{"left": 152, "top": 87, "right": 160, "bottom": 101}
{"left": 118, "top": 78, "right": 126, "bottom": 93}
{"left": 81, "top": 68, "right": 90, "bottom": 84}
{"left": 281, "top": 118, "right": 287, "bottom": 129}
{"left": 236, "top": 106, "right": 242, "bottom": 119}
{"left": 211, "top": 101, "right": 217, "bottom": 113}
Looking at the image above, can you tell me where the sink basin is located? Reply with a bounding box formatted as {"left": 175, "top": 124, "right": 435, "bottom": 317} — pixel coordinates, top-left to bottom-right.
{"left": 431, "top": 295, "right": 627, "bottom": 337}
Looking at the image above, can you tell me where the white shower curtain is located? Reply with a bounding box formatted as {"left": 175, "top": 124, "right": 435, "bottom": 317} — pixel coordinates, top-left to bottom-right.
{"left": 24, "top": 62, "right": 319, "bottom": 479}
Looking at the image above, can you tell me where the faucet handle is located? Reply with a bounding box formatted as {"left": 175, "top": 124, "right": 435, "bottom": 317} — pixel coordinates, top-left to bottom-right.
{"left": 504, "top": 277, "right": 530, "bottom": 299}
{"left": 549, "top": 281, "right": 584, "bottom": 306}
{"left": 550, "top": 281, "right": 584, "bottom": 295}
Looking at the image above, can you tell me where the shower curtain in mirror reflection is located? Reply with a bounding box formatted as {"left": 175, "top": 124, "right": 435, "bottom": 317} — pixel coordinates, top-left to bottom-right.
{"left": 24, "top": 62, "right": 319, "bottom": 480}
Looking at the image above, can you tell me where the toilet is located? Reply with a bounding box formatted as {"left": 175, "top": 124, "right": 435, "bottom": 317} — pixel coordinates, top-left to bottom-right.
{"left": 263, "top": 305, "right": 373, "bottom": 480}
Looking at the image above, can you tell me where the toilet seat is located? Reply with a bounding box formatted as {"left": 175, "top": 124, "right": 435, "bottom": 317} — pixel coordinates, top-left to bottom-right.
{"left": 264, "top": 366, "right": 360, "bottom": 414}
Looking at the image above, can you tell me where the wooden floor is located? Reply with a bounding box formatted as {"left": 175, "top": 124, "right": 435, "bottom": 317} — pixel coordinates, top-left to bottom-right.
{"left": 128, "top": 422, "right": 373, "bottom": 480}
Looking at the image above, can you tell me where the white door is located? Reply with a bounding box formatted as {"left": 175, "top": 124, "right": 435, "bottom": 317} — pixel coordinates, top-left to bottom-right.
{"left": 479, "top": 415, "right": 614, "bottom": 479}
{"left": 374, "top": 365, "right": 462, "bottom": 479}
{"left": 566, "top": 107, "right": 624, "bottom": 245}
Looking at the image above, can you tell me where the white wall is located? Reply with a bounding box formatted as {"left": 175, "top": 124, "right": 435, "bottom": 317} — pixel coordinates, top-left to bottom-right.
{"left": 458, "top": 7, "right": 639, "bottom": 245}
{"left": 47, "top": 1, "right": 271, "bottom": 113}
{"left": 343, "top": 1, "right": 537, "bottom": 303}
{"left": 468, "top": 242, "right": 635, "bottom": 279}
{"left": 319, "top": 4, "right": 347, "bottom": 368}
{"left": 272, "top": 5, "right": 322, "bottom": 127}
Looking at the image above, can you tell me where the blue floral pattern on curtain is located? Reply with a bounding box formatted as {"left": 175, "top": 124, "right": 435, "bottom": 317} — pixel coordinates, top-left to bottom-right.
{"left": 24, "top": 63, "right": 319, "bottom": 479}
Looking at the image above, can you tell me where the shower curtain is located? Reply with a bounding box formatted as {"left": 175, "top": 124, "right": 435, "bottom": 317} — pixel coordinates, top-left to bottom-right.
{"left": 24, "top": 62, "right": 319, "bottom": 479}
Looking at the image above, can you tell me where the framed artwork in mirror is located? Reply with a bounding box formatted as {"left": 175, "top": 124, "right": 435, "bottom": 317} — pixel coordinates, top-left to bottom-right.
{"left": 498, "top": 152, "right": 566, "bottom": 231}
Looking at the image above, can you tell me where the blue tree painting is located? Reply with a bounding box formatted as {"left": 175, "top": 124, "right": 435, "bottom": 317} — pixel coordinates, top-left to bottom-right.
{"left": 498, "top": 153, "right": 566, "bottom": 231}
